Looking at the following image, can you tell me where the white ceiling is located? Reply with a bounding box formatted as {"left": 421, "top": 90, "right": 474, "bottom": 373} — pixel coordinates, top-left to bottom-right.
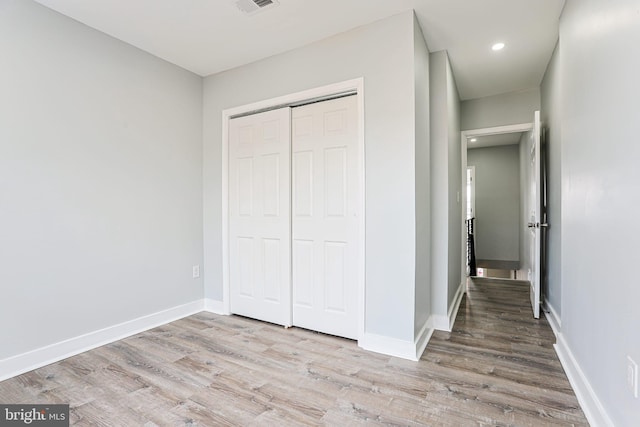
{"left": 32, "top": 0, "right": 565, "bottom": 100}
{"left": 467, "top": 133, "right": 523, "bottom": 149}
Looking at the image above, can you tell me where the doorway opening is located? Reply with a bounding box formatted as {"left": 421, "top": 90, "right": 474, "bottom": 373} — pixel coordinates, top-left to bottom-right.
{"left": 464, "top": 128, "right": 527, "bottom": 280}
{"left": 460, "top": 118, "right": 543, "bottom": 318}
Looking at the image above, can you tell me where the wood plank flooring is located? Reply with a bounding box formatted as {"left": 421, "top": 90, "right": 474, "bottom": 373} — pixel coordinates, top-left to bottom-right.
{"left": 0, "top": 278, "right": 588, "bottom": 426}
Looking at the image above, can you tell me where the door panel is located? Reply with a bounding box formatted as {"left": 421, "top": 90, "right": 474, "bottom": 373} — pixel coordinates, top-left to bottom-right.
{"left": 324, "top": 147, "right": 347, "bottom": 217}
{"left": 291, "top": 95, "right": 359, "bottom": 339}
{"left": 237, "top": 237, "right": 254, "bottom": 297}
{"left": 324, "top": 241, "right": 347, "bottom": 312}
{"left": 293, "top": 151, "right": 313, "bottom": 217}
{"left": 228, "top": 108, "right": 291, "bottom": 326}
{"left": 262, "top": 154, "right": 281, "bottom": 217}
{"left": 292, "top": 239, "right": 314, "bottom": 307}
{"left": 529, "top": 111, "right": 542, "bottom": 319}
{"left": 237, "top": 158, "right": 253, "bottom": 216}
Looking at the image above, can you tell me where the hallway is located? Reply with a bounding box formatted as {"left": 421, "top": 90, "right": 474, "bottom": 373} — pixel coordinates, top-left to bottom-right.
{"left": 0, "top": 278, "right": 588, "bottom": 425}
{"left": 427, "top": 278, "right": 588, "bottom": 424}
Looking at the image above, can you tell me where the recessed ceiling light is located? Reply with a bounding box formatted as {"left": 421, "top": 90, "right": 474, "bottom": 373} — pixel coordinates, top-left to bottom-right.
{"left": 470, "top": 138, "right": 477, "bottom": 142}
{"left": 492, "top": 42, "right": 505, "bottom": 51}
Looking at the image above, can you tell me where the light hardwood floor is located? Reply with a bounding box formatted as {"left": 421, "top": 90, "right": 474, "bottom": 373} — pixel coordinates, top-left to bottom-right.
{"left": 0, "top": 279, "right": 588, "bottom": 426}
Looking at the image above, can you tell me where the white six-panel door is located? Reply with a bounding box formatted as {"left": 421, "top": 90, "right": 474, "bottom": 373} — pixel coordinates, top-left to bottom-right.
{"left": 291, "top": 95, "right": 359, "bottom": 339}
{"left": 228, "top": 108, "right": 291, "bottom": 326}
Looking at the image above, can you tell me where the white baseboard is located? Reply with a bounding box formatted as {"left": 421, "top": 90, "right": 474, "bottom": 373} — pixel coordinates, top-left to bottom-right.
{"left": 0, "top": 300, "right": 204, "bottom": 382}
{"left": 554, "top": 333, "right": 614, "bottom": 427}
{"left": 447, "top": 282, "right": 465, "bottom": 331}
{"left": 360, "top": 318, "right": 434, "bottom": 361}
{"left": 430, "top": 314, "right": 450, "bottom": 331}
{"left": 360, "top": 333, "right": 418, "bottom": 361}
{"left": 430, "top": 282, "right": 466, "bottom": 332}
{"left": 203, "top": 298, "right": 228, "bottom": 315}
{"left": 543, "top": 299, "right": 561, "bottom": 338}
{"left": 414, "top": 318, "right": 435, "bottom": 360}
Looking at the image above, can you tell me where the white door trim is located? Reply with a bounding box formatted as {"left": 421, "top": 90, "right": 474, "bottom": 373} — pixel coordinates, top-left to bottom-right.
{"left": 221, "top": 78, "right": 366, "bottom": 342}
{"left": 459, "top": 122, "right": 533, "bottom": 283}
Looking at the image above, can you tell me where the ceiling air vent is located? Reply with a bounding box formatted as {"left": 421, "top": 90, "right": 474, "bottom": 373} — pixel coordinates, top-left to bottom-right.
{"left": 235, "top": 0, "right": 279, "bottom": 15}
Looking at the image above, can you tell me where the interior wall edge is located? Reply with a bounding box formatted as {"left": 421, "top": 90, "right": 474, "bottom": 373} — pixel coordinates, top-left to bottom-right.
{"left": 203, "top": 299, "right": 227, "bottom": 315}
{"left": 447, "top": 281, "right": 466, "bottom": 331}
{"left": 360, "top": 320, "right": 435, "bottom": 362}
{"left": 414, "top": 317, "right": 435, "bottom": 361}
{"left": 429, "top": 314, "right": 450, "bottom": 332}
{"left": 429, "top": 280, "right": 465, "bottom": 333}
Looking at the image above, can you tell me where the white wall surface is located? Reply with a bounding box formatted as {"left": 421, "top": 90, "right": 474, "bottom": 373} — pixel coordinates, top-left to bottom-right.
{"left": 413, "top": 15, "right": 431, "bottom": 338}
{"left": 468, "top": 145, "right": 520, "bottom": 263}
{"left": 558, "top": 0, "right": 640, "bottom": 424}
{"left": 429, "top": 50, "right": 461, "bottom": 324}
{"left": 461, "top": 88, "right": 540, "bottom": 131}
{"left": 540, "top": 42, "right": 562, "bottom": 318}
{"left": 203, "top": 12, "right": 420, "bottom": 342}
{"left": 0, "top": 0, "right": 204, "bottom": 360}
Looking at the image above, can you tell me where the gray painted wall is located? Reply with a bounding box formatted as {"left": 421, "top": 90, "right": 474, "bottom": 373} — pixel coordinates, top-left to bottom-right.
{"left": 556, "top": 0, "right": 640, "bottom": 424}
{"left": 468, "top": 145, "right": 520, "bottom": 263}
{"left": 446, "top": 57, "right": 462, "bottom": 308}
{"left": 0, "top": 0, "right": 204, "bottom": 359}
{"left": 429, "top": 51, "right": 449, "bottom": 323}
{"left": 413, "top": 15, "right": 432, "bottom": 338}
{"left": 540, "top": 42, "right": 562, "bottom": 317}
{"left": 203, "top": 12, "right": 426, "bottom": 342}
{"left": 461, "top": 89, "right": 540, "bottom": 131}
{"left": 429, "top": 50, "right": 462, "bottom": 324}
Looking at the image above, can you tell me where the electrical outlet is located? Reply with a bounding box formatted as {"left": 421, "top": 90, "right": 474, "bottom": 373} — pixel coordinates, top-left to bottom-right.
{"left": 192, "top": 265, "right": 200, "bottom": 279}
{"left": 628, "top": 356, "right": 638, "bottom": 398}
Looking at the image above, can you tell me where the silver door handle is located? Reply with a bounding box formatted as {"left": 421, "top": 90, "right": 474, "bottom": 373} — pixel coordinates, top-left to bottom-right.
{"left": 528, "top": 222, "right": 549, "bottom": 229}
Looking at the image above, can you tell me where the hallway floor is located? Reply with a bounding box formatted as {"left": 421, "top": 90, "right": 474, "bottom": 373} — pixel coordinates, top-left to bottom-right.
{"left": 427, "top": 277, "right": 588, "bottom": 425}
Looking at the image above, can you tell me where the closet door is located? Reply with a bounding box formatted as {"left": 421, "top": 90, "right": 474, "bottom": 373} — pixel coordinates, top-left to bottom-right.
{"left": 228, "top": 108, "right": 291, "bottom": 326}
{"left": 291, "top": 95, "right": 359, "bottom": 339}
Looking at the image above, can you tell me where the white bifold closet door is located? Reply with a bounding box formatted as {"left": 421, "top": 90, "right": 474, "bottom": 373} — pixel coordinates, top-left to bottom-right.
{"left": 291, "top": 95, "right": 359, "bottom": 340}
{"left": 228, "top": 96, "right": 359, "bottom": 340}
{"left": 228, "top": 107, "right": 291, "bottom": 327}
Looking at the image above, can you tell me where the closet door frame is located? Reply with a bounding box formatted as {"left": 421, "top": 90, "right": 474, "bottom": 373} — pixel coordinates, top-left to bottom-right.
{"left": 221, "top": 78, "right": 365, "bottom": 343}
